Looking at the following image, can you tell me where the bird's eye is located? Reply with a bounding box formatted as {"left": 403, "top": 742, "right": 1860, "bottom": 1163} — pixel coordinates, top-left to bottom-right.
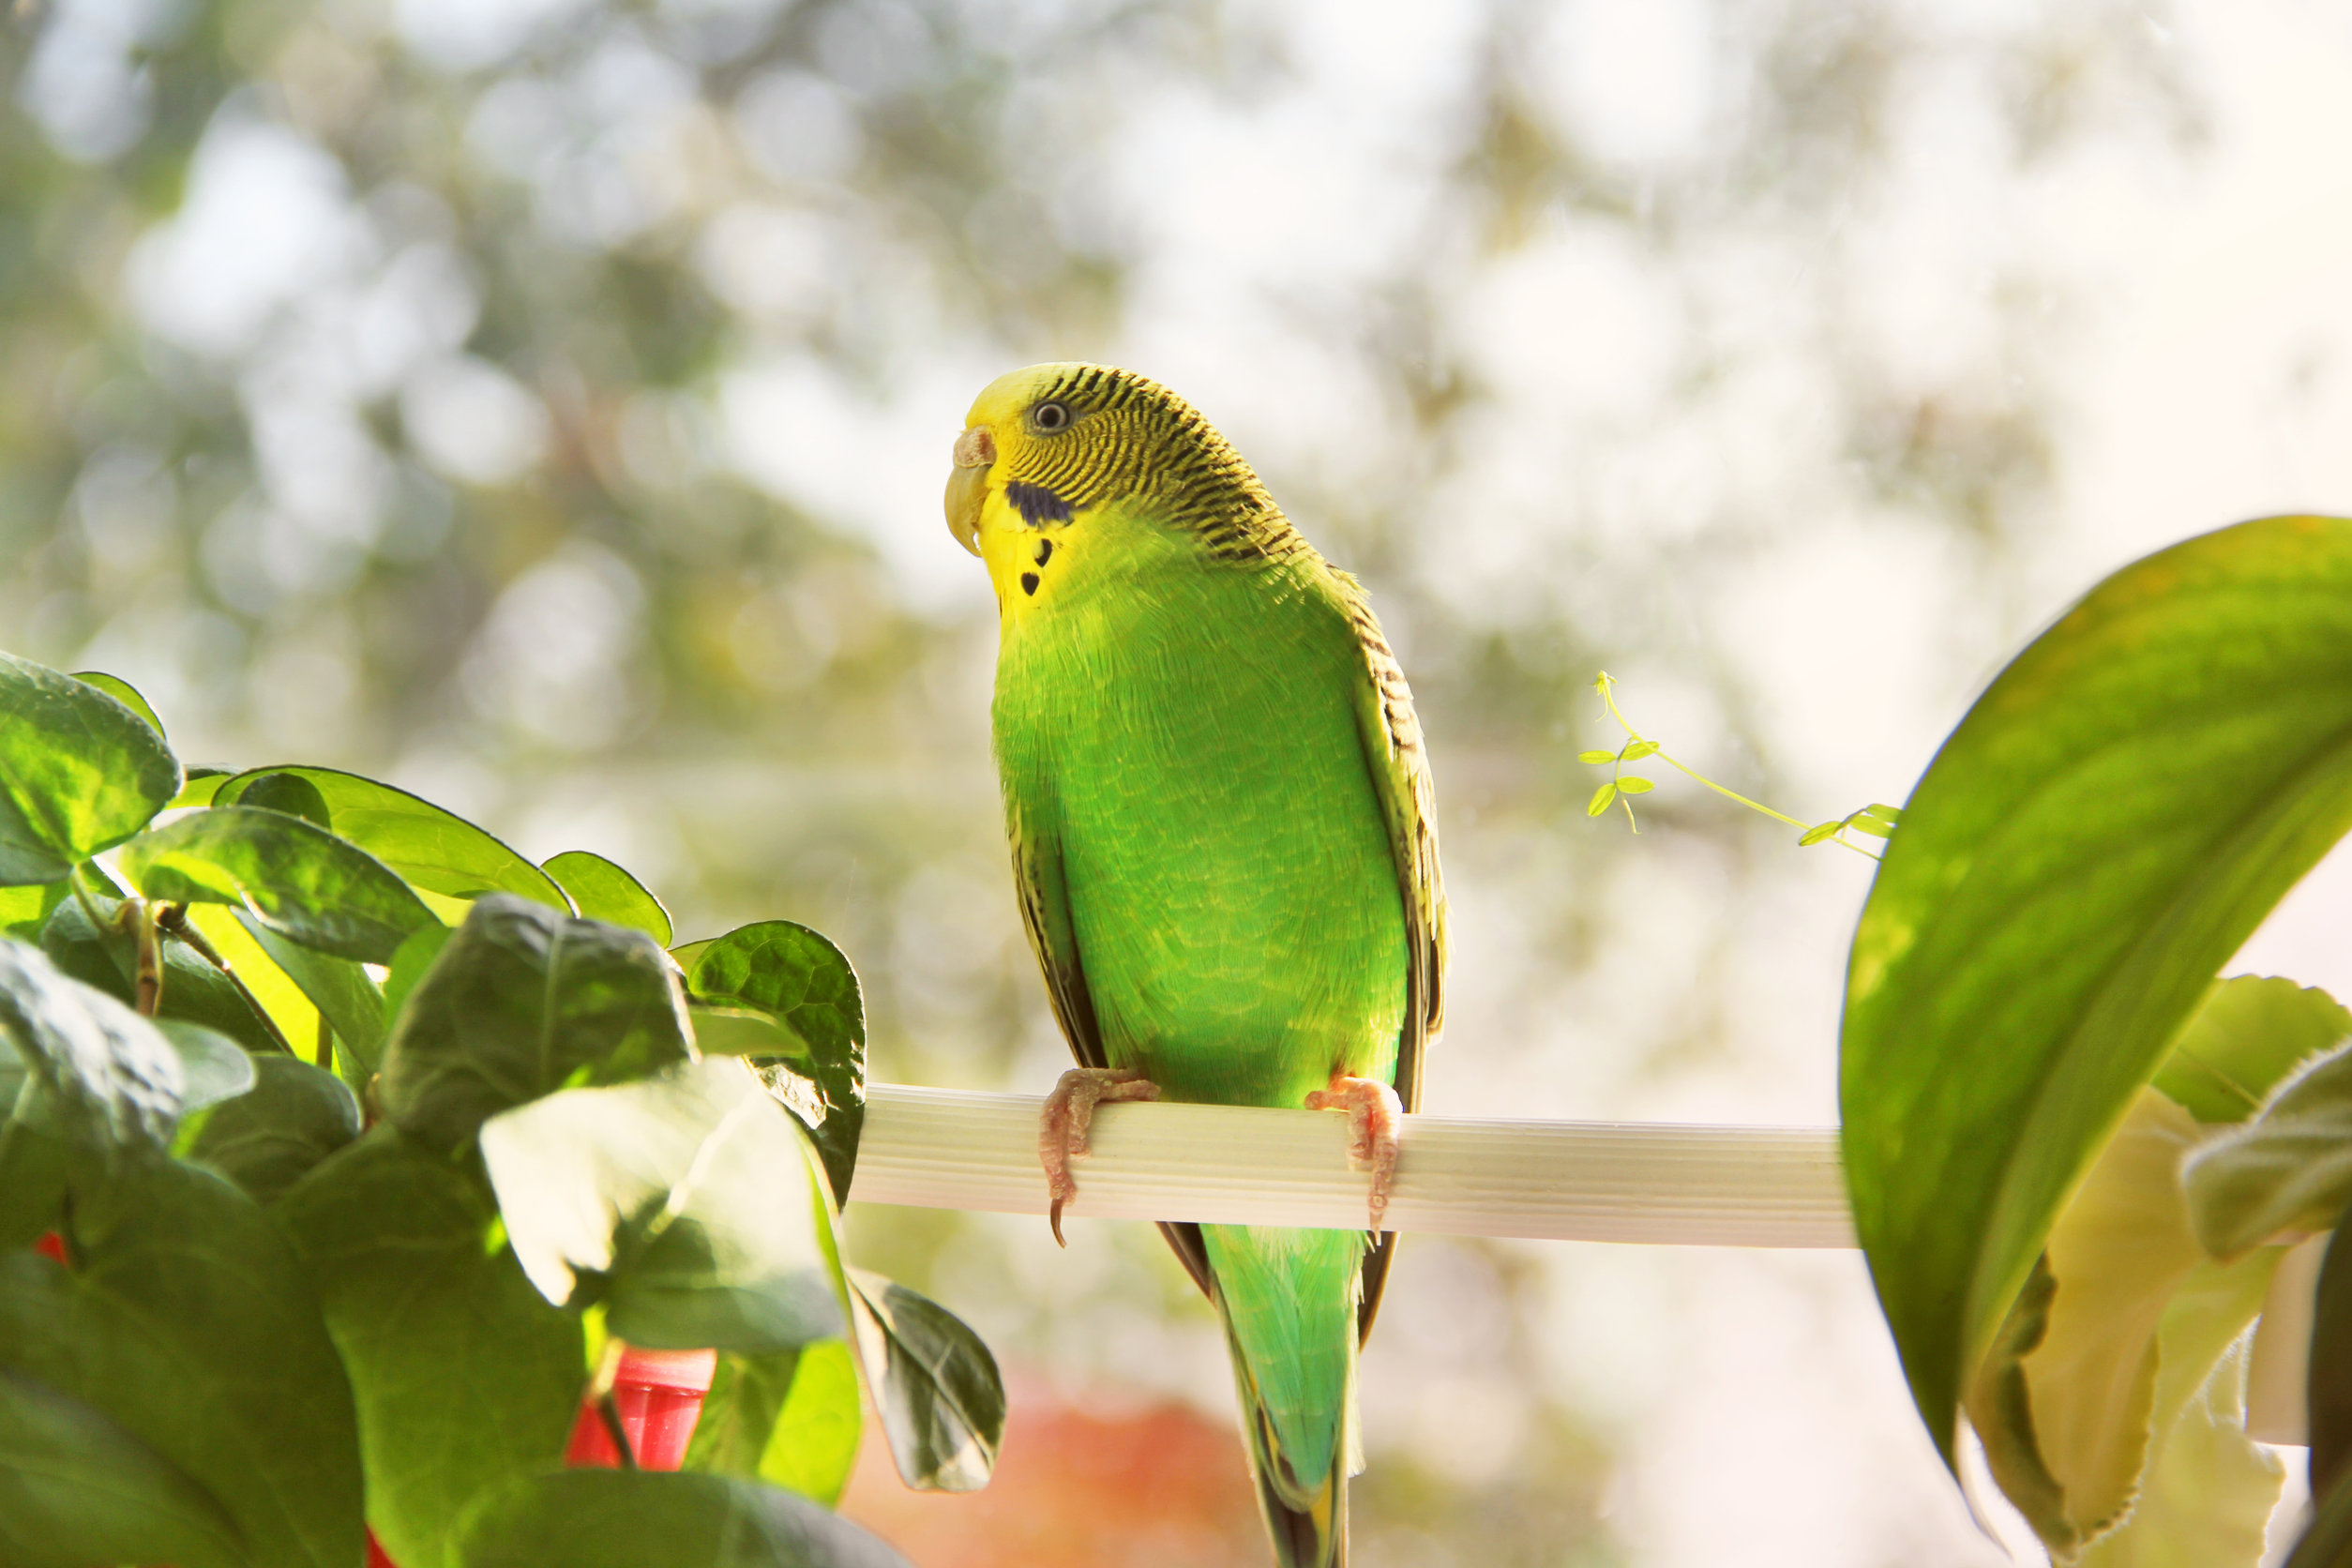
{"left": 1032, "top": 401, "right": 1071, "bottom": 432}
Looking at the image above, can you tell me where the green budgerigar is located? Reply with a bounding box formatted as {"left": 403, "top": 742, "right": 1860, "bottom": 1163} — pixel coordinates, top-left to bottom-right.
{"left": 945, "top": 363, "right": 1446, "bottom": 1566}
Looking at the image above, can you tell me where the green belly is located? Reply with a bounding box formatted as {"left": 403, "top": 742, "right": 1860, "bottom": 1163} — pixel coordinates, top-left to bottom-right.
{"left": 996, "top": 542, "right": 1406, "bottom": 1108}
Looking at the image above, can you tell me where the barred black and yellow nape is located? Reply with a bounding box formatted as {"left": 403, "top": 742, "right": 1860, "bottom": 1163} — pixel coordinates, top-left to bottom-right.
{"left": 947, "top": 362, "right": 1305, "bottom": 565}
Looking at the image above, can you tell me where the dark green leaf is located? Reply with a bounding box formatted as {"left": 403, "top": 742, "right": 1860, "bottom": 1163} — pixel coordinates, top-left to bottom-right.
{"left": 214, "top": 766, "right": 570, "bottom": 910}
{"left": 0, "top": 654, "right": 180, "bottom": 885}
{"left": 277, "top": 1126, "right": 582, "bottom": 1568}
{"left": 380, "top": 895, "right": 693, "bottom": 1156}
{"left": 383, "top": 922, "right": 451, "bottom": 1030}
{"left": 688, "top": 923, "right": 866, "bottom": 1206}
{"left": 2182, "top": 1042, "right": 2352, "bottom": 1257}
{"left": 238, "top": 912, "right": 389, "bottom": 1079}
{"left": 155, "top": 1019, "right": 255, "bottom": 1112}
{"left": 846, "top": 1269, "right": 1003, "bottom": 1492}
{"left": 0, "top": 937, "right": 182, "bottom": 1159}
{"left": 41, "top": 893, "right": 283, "bottom": 1056}
{"left": 684, "top": 1341, "right": 863, "bottom": 1507}
{"left": 453, "top": 1470, "right": 912, "bottom": 1568}
{"left": 116, "top": 806, "right": 439, "bottom": 964}
{"left": 0, "top": 1158, "right": 364, "bottom": 1568}
{"left": 2312, "top": 1210, "right": 2352, "bottom": 1519}
{"left": 0, "top": 1366, "right": 245, "bottom": 1568}
{"left": 235, "top": 770, "right": 335, "bottom": 830}
{"left": 478, "top": 1060, "right": 844, "bottom": 1355}
{"left": 179, "top": 1054, "right": 360, "bottom": 1204}
{"left": 2155, "top": 975, "right": 2351, "bottom": 1124}
{"left": 167, "top": 769, "right": 230, "bottom": 809}
{"left": 2289, "top": 1464, "right": 2352, "bottom": 1568}
{"left": 1840, "top": 515, "right": 2352, "bottom": 1460}
{"left": 0, "top": 882, "right": 66, "bottom": 941}
{"left": 544, "top": 850, "right": 672, "bottom": 944}
{"left": 65, "top": 671, "right": 165, "bottom": 741}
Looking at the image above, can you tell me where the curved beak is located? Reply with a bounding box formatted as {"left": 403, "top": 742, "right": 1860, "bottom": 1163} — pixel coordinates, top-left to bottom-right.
{"left": 944, "top": 426, "right": 996, "bottom": 557}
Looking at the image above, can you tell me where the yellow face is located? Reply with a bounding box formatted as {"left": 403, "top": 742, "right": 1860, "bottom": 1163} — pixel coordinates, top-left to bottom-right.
{"left": 945, "top": 363, "right": 1094, "bottom": 616}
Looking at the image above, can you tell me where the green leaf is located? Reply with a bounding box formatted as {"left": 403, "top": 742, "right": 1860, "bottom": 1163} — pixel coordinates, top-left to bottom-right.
{"left": 1840, "top": 515, "right": 2352, "bottom": 1460}
{"left": 0, "top": 1365, "right": 246, "bottom": 1568}
{"left": 2154, "top": 976, "right": 2351, "bottom": 1124}
{"left": 478, "top": 1059, "right": 844, "bottom": 1355}
{"left": 686, "top": 1340, "right": 863, "bottom": 1507}
{"left": 846, "top": 1268, "right": 1004, "bottom": 1492}
{"left": 167, "top": 769, "right": 230, "bottom": 810}
{"left": 116, "top": 806, "right": 440, "bottom": 964}
{"left": 383, "top": 922, "right": 451, "bottom": 1030}
{"left": 1576, "top": 749, "right": 1617, "bottom": 765}
{"left": 1858, "top": 803, "right": 1904, "bottom": 826}
{"left": 0, "top": 881, "right": 66, "bottom": 941}
{"left": 1586, "top": 783, "right": 1617, "bottom": 817}
{"left": 453, "top": 1470, "right": 913, "bottom": 1568}
{"left": 0, "top": 1158, "right": 364, "bottom": 1568}
{"left": 154, "top": 1019, "right": 255, "bottom": 1113}
{"left": 237, "top": 912, "right": 389, "bottom": 1080}
{"left": 2311, "top": 1205, "right": 2352, "bottom": 1511}
{"left": 1617, "top": 776, "right": 1654, "bottom": 794}
{"left": 1621, "top": 739, "right": 1660, "bottom": 760}
{"left": 214, "top": 766, "right": 570, "bottom": 910}
{"left": 379, "top": 895, "right": 693, "bottom": 1157}
{"left": 0, "top": 654, "right": 180, "bottom": 885}
{"left": 544, "top": 851, "right": 672, "bottom": 945}
{"left": 688, "top": 922, "right": 867, "bottom": 1206}
{"left": 65, "top": 671, "right": 165, "bottom": 741}
{"left": 2184, "top": 1042, "right": 2352, "bottom": 1257}
{"left": 0, "top": 937, "right": 183, "bottom": 1159}
{"left": 277, "top": 1126, "right": 582, "bottom": 1568}
{"left": 1799, "top": 822, "right": 1842, "bottom": 846}
{"left": 178, "top": 1054, "right": 360, "bottom": 1204}
{"left": 41, "top": 893, "right": 283, "bottom": 1056}
{"left": 234, "top": 769, "right": 334, "bottom": 829}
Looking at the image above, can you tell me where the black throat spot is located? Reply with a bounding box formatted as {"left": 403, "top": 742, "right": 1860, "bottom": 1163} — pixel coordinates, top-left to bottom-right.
{"left": 1004, "top": 481, "right": 1074, "bottom": 528}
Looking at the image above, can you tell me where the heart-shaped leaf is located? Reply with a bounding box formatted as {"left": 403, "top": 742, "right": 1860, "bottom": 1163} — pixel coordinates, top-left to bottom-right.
{"left": 179, "top": 1054, "right": 360, "bottom": 1204}
{"left": 544, "top": 851, "right": 671, "bottom": 944}
{"left": 1842, "top": 515, "right": 2352, "bottom": 1458}
{"left": 846, "top": 1268, "right": 1003, "bottom": 1493}
{"left": 379, "top": 895, "right": 693, "bottom": 1156}
{"left": 0, "top": 937, "right": 183, "bottom": 1161}
{"left": 116, "top": 806, "right": 439, "bottom": 964}
{"left": 277, "top": 1126, "right": 583, "bottom": 1568}
{"left": 453, "top": 1470, "right": 912, "bottom": 1568}
{"left": 687, "top": 923, "right": 865, "bottom": 1205}
{"left": 0, "top": 654, "right": 180, "bottom": 886}
{"left": 478, "top": 1058, "right": 843, "bottom": 1355}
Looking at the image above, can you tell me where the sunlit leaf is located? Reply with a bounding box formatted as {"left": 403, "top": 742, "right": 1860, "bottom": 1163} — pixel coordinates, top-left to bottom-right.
{"left": 1842, "top": 516, "right": 2352, "bottom": 1458}
{"left": 847, "top": 1268, "right": 1004, "bottom": 1492}
{"left": 685, "top": 1339, "right": 863, "bottom": 1508}
{"left": 213, "top": 766, "right": 569, "bottom": 911}
{"left": 0, "top": 882, "right": 66, "bottom": 941}
{"left": 1621, "top": 739, "right": 1660, "bottom": 760}
{"left": 478, "top": 1059, "right": 843, "bottom": 1355}
{"left": 453, "top": 1470, "right": 912, "bottom": 1568}
{"left": 237, "top": 912, "right": 388, "bottom": 1082}
{"left": 277, "top": 1126, "right": 581, "bottom": 1568}
{"left": 1586, "top": 782, "right": 1617, "bottom": 817}
{"left": 64, "top": 671, "right": 165, "bottom": 741}
{"left": 687, "top": 923, "right": 866, "bottom": 1206}
{"left": 378, "top": 895, "right": 692, "bottom": 1157}
{"left": 38, "top": 894, "right": 282, "bottom": 1056}
{"left": 116, "top": 807, "right": 439, "bottom": 963}
{"left": 544, "top": 851, "right": 671, "bottom": 945}
{"left": 2155, "top": 976, "right": 2349, "bottom": 1125}
{"left": 1616, "top": 776, "right": 1654, "bottom": 794}
{"left": 166, "top": 770, "right": 230, "bottom": 810}
{"left": 1576, "top": 749, "right": 1617, "bottom": 765}
{"left": 1799, "top": 822, "right": 1842, "bottom": 846}
{"left": 0, "top": 654, "right": 180, "bottom": 886}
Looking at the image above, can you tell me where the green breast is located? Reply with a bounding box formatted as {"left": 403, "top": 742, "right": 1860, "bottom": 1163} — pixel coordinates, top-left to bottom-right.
{"left": 993, "top": 503, "right": 1406, "bottom": 1108}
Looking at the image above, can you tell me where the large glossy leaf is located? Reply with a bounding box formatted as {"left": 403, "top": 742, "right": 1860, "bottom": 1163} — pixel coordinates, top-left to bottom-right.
{"left": 688, "top": 923, "right": 866, "bottom": 1205}
{"left": 277, "top": 1126, "right": 582, "bottom": 1568}
{"left": 116, "top": 806, "right": 439, "bottom": 964}
{"left": 1841, "top": 515, "right": 2352, "bottom": 1457}
{"left": 0, "top": 881, "right": 66, "bottom": 941}
{"left": 2155, "top": 977, "right": 2352, "bottom": 1124}
{"left": 40, "top": 892, "right": 284, "bottom": 1056}
{"left": 179, "top": 1054, "right": 360, "bottom": 1204}
{"left": 684, "top": 1340, "right": 863, "bottom": 1507}
{"left": 846, "top": 1269, "right": 1004, "bottom": 1492}
{"left": 453, "top": 1470, "right": 913, "bottom": 1568}
{"left": 214, "top": 766, "right": 570, "bottom": 910}
{"left": 379, "top": 895, "right": 693, "bottom": 1156}
{"left": 0, "top": 1366, "right": 245, "bottom": 1568}
{"left": 478, "top": 1058, "right": 843, "bottom": 1354}
{"left": 2183, "top": 1042, "right": 2352, "bottom": 1258}
{"left": 0, "top": 1158, "right": 364, "bottom": 1568}
{"left": 0, "top": 653, "right": 180, "bottom": 885}
{"left": 0, "top": 937, "right": 183, "bottom": 1160}
{"left": 544, "top": 851, "right": 671, "bottom": 944}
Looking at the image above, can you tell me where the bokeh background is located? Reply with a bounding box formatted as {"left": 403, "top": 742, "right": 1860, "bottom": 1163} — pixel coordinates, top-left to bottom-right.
{"left": 9, "top": 0, "right": 2352, "bottom": 1561}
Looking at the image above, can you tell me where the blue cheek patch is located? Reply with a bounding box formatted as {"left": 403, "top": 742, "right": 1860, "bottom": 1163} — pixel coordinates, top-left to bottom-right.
{"left": 1004, "top": 481, "right": 1075, "bottom": 528}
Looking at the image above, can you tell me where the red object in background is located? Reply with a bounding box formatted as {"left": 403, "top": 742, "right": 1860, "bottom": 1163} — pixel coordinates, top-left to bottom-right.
{"left": 565, "top": 1347, "right": 720, "bottom": 1471}
{"left": 35, "top": 1230, "right": 67, "bottom": 1265}
{"left": 364, "top": 1530, "right": 397, "bottom": 1567}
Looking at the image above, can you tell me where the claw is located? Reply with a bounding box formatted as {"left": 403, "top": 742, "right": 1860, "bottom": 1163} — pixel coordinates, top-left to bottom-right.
{"left": 1306, "top": 1074, "right": 1403, "bottom": 1231}
{"left": 1038, "top": 1067, "right": 1160, "bottom": 1245}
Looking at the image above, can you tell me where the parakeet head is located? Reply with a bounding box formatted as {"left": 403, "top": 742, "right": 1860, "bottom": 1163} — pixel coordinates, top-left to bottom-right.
{"left": 945, "top": 362, "right": 1288, "bottom": 607}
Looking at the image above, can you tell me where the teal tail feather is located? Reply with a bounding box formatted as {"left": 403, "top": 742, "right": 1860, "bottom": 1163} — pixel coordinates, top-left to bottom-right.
{"left": 1238, "top": 1356, "right": 1349, "bottom": 1567}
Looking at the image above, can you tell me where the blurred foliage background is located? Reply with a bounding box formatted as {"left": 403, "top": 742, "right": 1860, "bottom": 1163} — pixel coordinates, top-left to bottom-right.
{"left": 10, "top": 0, "right": 2352, "bottom": 1560}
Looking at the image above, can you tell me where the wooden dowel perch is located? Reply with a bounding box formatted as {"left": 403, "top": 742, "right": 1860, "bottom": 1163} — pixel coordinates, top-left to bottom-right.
{"left": 850, "top": 1085, "right": 1854, "bottom": 1248}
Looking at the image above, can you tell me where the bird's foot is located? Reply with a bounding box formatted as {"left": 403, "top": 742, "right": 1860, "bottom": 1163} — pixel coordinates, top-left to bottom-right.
{"left": 1305, "top": 1075, "right": 1402, "bottom": 1232}
{"left": 1039, "top": 1067, "right": 1160, "bottom": 1245}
